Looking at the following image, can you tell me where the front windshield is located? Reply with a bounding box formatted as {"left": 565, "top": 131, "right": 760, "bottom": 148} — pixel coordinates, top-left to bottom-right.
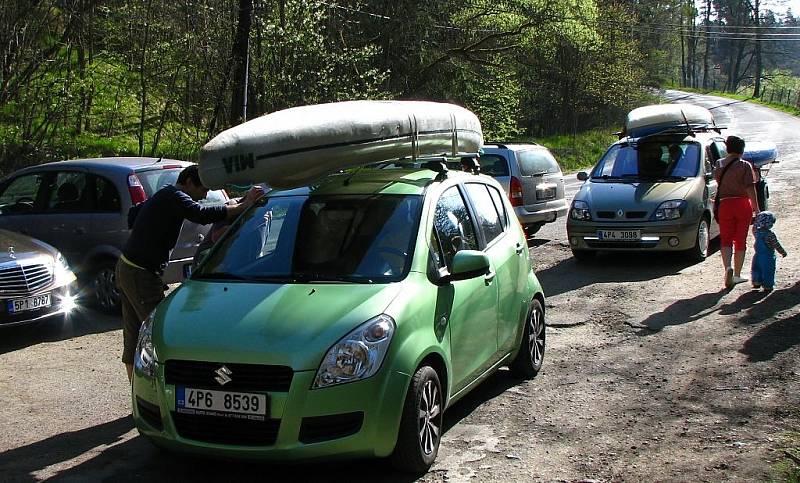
{"left": 592, "top": 141, "right": 700, "bottom": 180}
{"left": 195, "top": 193, "right": 423, "bottom": 283}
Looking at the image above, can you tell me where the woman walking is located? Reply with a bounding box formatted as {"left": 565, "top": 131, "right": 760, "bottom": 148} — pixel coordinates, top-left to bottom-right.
{"left": 714, "top": 135, "right": 760, "bottom": 288}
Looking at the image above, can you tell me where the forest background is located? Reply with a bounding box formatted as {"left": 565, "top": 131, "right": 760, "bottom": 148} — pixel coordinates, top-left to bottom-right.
{"left": 1, "top": 0, "right": 799, "bottom": 177}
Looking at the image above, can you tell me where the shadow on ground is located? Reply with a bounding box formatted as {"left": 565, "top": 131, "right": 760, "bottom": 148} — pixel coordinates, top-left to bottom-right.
{"left": 0, "top": 371, "right": 524, "bottom": 482}
{"left": 0, "top": 304, "right": 121, "bottom": 355}
{"left": 536, "top": 251, "right": 698, "bottom": 298}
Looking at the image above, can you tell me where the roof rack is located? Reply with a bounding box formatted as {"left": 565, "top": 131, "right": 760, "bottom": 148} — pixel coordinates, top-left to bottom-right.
{"left": 483, "top": 141, "right": 539, "bottom": 149}
{"left": 620, "top": 123, "right": 725, "bottom": 141}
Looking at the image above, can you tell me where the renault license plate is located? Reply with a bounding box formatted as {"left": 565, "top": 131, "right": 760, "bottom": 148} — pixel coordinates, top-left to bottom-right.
{"left": 8, "top": 293, "right": 51, "bottom": 313}
{"left": 597, "top": 230, "right": 641, "bottom": 241}
{"left": 176, "top": 387, "right": 268, "bottom": 420}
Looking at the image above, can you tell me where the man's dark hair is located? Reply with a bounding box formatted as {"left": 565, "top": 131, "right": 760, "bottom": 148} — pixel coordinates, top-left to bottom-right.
{"left": 725, "top": 135, "right": 745, "bottom": 155}
{"left": 177, "top": 164, "right": 204, "bottom": 187}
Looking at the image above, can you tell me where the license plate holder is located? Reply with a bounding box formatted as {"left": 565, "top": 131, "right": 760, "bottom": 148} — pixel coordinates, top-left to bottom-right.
{"left": 7, "top": 293, "right": 52, "bottom": 313}
{"left": 597, "top": 230, "right": 641, "bottom": 241}
{"left": 176, "top": 386, "right": 268, "bottom": 420}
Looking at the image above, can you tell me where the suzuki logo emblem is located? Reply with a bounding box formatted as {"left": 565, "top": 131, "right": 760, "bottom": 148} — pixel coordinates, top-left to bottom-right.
{"left": 214, "top": 365, "right": 233, "bottom": 386}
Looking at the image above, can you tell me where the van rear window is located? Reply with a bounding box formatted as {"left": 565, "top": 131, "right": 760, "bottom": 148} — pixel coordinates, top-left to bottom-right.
{"left": 517, "top": 150, "right": 560, "bottom": 176}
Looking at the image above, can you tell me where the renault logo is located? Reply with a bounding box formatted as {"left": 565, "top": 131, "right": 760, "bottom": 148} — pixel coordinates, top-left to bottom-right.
{"left": 616, "top": 209, "right": 624, "bottom": 218}
{"left": 7, "top": 246, "right": 14, "bottom": 259}
{"left": 214, "top": 365, "right": 233, "bottom": 386}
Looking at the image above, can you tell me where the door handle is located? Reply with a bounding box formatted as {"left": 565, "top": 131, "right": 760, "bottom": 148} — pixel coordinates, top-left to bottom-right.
{"left": 484, "top": 269, "right": 496, "bottom": 284}
{"left": 515, "top": 242, "right": 524, "bottom": 254}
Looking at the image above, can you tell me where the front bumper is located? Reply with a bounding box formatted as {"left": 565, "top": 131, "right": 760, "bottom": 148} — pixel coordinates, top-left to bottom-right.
{"left": 132, "top": 361, "right": 411, "bottom": 461}
{"left": 0, "top": 285, "right": 72, "bottom": 328}
{"left": 567, "top": 219, "right": 699, "bottom": 252}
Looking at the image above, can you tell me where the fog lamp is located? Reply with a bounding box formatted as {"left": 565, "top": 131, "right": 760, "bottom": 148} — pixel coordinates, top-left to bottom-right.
{"left": 668, "top": 237, "right": 680, "bottom": 247}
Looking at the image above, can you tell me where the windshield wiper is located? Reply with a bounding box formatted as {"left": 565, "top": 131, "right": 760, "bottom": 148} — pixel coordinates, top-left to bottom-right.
{"left": 592, "top": 174, "right": 622, "bottom": 180}
{"left": 192, "top": 272, "right": 252, "bottom": 281}
{"left": 292, "top": 273, "right": 364, "bottom": 283}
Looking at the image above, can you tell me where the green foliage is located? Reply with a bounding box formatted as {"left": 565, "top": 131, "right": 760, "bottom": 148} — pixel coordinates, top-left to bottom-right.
{"left": 534, "top": 128, "right": 618, "bottom": 173}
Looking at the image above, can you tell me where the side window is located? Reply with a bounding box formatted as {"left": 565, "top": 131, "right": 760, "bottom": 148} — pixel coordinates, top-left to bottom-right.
{"left": 479, "top": 154, "right": 510, "bottom": 177}
{"left": 46, "top": 172, "right": 92, "bottom": 213}
{"left": 487, "top": 185, "right": 508, "bottom": 229}
{"left": 95, "top": 175, "right": 121, "bottom": 212}
{"left": 432, "top": 186, "right": 478, "bottom": 269}
{"left": 465, "top": 183, "right": 504, "bottom": 245}
{"left": 0, "top": 174, "right": 46, "bottom": 214}
{"left": 712, "top": 141, "right": 727, "bottom": 164}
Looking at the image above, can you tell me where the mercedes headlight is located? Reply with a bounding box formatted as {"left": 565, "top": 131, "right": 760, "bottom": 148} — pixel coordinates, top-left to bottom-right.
{"left": 134, "top": 311, "right": 157, "bottom": 378}
{"left": 312, "top": 314, "right": 396, "bottom": 389}
{"left": 570, "top": 200, "right": 591, "bottom": 221}
{"left": 53, "top": 251, "right": 76, "bottom": 286}
{"left": 653, "top": 200, "right": 685, "bottom": 220}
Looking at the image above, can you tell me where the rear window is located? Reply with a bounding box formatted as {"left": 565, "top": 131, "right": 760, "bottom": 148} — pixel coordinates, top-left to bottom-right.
{"left": 136, "top": 168, "right": 226, "bottom": 205}
{"left": 137, "top": 169, "right": 180, "bottom": 197}
{"left": 516, "top": 149, "right": 561, "bottom": 176}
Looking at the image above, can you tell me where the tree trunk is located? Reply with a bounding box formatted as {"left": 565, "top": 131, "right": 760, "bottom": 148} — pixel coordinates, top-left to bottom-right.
{"left": 702, "top": 0, "right": 711, "bottom": 89}
{"left": 230, "top": 0, "right": 253, "bottom": 126}
{"left": 752, "top": 0, "right": 762, "bottom": 97}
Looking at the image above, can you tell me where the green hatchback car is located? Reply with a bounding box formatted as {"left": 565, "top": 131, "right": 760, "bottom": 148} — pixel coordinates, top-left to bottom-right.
{"left": 132, "top": 164, "right": 546, "bottom": 471}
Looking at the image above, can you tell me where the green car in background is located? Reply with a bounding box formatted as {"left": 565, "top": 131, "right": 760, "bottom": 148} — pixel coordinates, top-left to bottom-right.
{"left": 132, "top": 165, "right": 546, "bottom": 471}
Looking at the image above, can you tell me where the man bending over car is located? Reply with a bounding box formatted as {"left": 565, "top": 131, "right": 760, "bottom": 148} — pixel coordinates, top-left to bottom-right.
{"left": 116, "top": 165, "right": 263, "bottom": 381}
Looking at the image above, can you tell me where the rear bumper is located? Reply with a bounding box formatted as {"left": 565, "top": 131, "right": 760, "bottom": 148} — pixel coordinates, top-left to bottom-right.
{"left": 514, "top": 200, "right": 569, "bottom": 226}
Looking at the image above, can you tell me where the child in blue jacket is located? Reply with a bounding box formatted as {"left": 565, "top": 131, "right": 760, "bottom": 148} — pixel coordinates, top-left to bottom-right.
{"left": 751, "top": 211, "right": 788, "bottom": 291}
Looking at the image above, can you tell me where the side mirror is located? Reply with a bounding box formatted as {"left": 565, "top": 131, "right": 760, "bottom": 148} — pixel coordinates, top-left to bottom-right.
{"left": 577, "top": 172, "right": 588, "bottom": 181}
{"left": 447, "top": 250, "right": 490, "bottom": 282}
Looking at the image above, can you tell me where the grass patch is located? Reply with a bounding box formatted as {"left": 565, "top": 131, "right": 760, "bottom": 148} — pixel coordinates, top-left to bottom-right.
{"left": 774, "top": 431, "right": 800, "bottom": 482}
{"left": 670, "top": 86, "right": 800, "bottom": 117}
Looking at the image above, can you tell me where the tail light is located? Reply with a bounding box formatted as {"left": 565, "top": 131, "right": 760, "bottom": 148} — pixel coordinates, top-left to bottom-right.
{"left": 509, "top": 176, "right": 524, "bottom": 207}
{"left": 127, "top": 173, "right": 148, "bottom": 204}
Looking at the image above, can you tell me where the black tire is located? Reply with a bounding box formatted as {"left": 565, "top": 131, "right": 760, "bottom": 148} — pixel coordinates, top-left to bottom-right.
{"left": 510, "top": 298, "right": 546, "bottom": 379}
{"left": 93, "top": 260, "right": 121, "bottom": 314}
{"left": 686, "top": 216, "right": 710, "bottom": 262}
{"left": 571, "top": 249, "right": 596, "bottom": 261}
{"left": 524, "top": 223, "right": 543, "bottom": 236}
{"left": 391, "top": 366, "right": 443, "bottom": 473}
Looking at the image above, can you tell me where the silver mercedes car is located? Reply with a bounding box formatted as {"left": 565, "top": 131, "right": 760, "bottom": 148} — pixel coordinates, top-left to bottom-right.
{"left": 0, "top": 229, "right": 77, "bottom": 327}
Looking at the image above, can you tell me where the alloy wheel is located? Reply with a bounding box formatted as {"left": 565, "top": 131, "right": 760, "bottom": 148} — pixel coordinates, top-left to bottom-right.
{"left": 418, "top": 378, "right": 442, "bottom": 455}
{"left": 527, "top": 303, "right": 545, "bottom": 367}
{"left": 94, "top": 267, "right": 119, "bottom": 312}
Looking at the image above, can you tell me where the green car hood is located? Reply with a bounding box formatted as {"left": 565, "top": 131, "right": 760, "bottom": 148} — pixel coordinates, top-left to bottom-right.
{"left": 154, "top": 279, "right": 403, "bottom": 370}
{"left": 578, "top": 179, "right": 697, "bottom": 211}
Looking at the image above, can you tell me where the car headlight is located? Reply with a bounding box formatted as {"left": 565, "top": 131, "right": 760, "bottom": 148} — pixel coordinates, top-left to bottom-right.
{"left": 653, "top": 200, "right": 685, "bottom": 220}
{"left": 312, "top": 314, "right": 396, "bottom": 389}
{"left": 134, "top": 311, "right": 157, "bottom": 378}
{"left": 53, "top": 252, "right": 76, "bottom": 286}
{"left": 570, "top": 200, "right": 591, "bottom": 221}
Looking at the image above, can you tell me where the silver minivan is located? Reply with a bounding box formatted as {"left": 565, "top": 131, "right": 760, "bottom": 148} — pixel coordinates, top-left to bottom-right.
{"left": 480, "top": 143, "right": 568, "bottom": 235}
{"left": 0, "top": 158, "right": 228, "bottom": 312}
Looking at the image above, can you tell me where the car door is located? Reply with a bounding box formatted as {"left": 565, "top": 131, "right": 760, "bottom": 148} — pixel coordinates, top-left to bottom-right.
{"left": 465, "top": 182, "right": 526, "bottom": 355}
{"left": 0, "top": 171, "right": 49, "bottom": 234}
{"left": 29, "top": 170, "right": 94, "bottom": 270}
{"left": 430, "top": 185, "right": 499, "bottom": 392}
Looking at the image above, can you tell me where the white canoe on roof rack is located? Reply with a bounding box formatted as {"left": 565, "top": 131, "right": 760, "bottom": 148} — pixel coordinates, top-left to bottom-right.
{"left": 198, "top": 100, "right": 483, "bottom": 189}
{"left": 625, "top": 104, "right": 716, "bottom": 139}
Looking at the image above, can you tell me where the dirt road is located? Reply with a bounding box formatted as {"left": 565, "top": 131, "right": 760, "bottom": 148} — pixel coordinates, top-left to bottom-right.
{"left": 1, "top": 92, "right": 798, "bottom": 481}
